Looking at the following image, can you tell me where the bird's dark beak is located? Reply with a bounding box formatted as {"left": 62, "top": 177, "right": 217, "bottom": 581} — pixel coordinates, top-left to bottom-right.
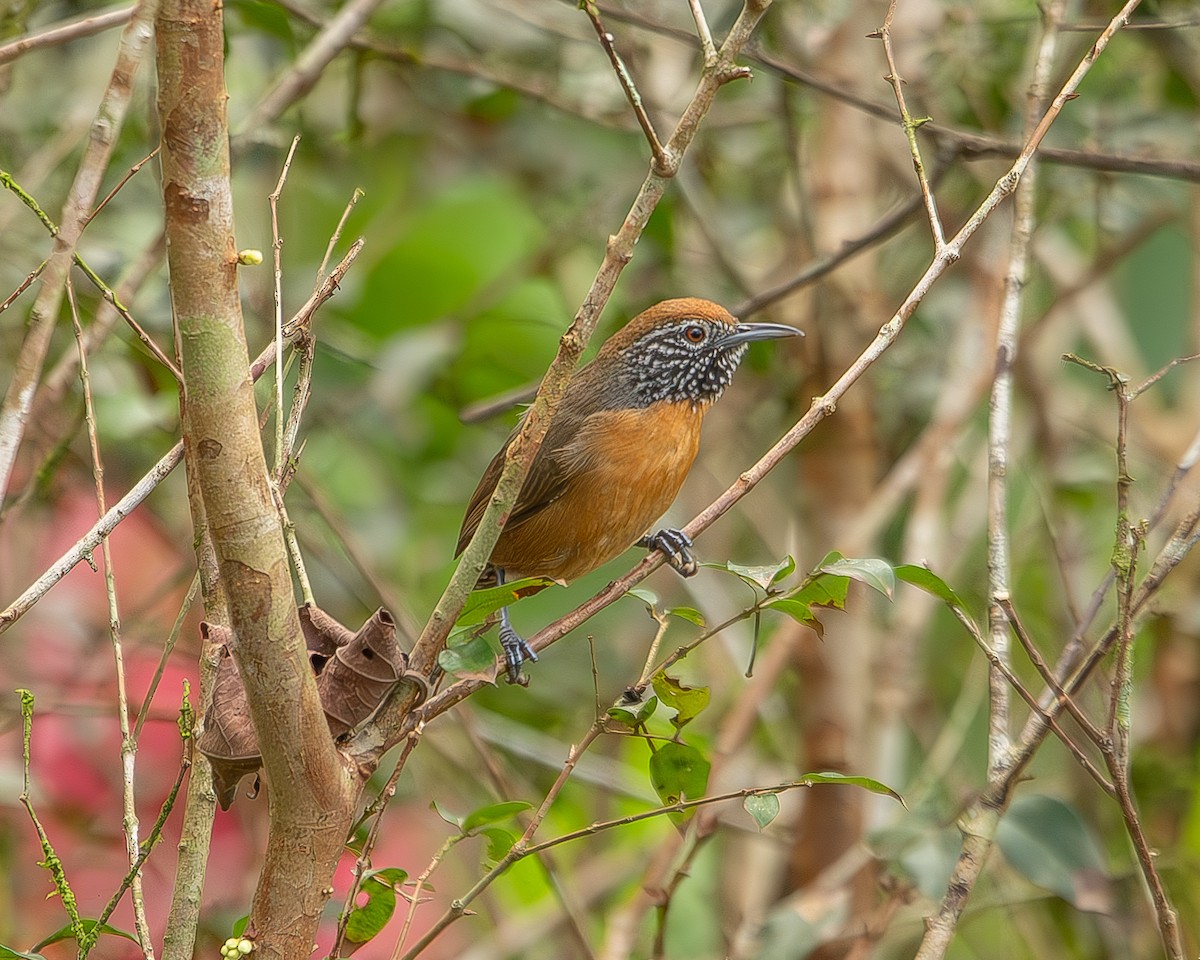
{"left": 724, "top": 322, "right": 803, "bottom": 347}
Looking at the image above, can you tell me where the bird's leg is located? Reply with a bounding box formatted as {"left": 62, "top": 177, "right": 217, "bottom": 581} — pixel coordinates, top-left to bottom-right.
{"left": 639, "top": 528, "right": 698, "bottom": 578}
{"left": 495, "top": 568, "right": 538, "bottom": 685}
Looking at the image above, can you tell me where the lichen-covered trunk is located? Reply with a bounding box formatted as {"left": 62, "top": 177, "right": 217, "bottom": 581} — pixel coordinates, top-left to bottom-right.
{"left": 154, "top": 2, "right": 356, "bottom": 954}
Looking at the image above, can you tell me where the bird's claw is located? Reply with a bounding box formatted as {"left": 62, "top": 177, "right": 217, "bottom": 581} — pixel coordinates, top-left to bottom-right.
{"left": 498, "top": 622, "right": 538, "bottom": 686}
{"left": 641, "top": 528, "right": 698, "bottom": 578}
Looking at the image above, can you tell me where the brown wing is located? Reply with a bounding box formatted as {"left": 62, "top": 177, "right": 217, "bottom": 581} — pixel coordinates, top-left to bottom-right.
{"left": 455, "top": 407, "right": 579, "bottom": 557}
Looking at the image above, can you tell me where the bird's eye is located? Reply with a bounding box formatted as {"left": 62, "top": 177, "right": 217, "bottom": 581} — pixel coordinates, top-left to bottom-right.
{"left": 683, "top": 324, "right": 706, "bottom": 343}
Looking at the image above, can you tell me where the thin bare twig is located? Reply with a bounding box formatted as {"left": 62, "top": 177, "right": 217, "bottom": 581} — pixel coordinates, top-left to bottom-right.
{"left": 0, "top": 171, "right": 181, "bottom": 380}
{"left": 873, "top": 2, "right": 945, "bottom": 248}
{"left": 317, "top": 187, "right": 363, "bottom": 284}
{"left": 133, "top": 574, "right": 200, "bottom": 744}
{"left": 0, "top": 0, "right": 162, "bottom": 511}
{"left": 270, "top": 135, "right": 301, "bottom": 476}
{"left": 686, "top": 0, "right": 717, "bottom": 63}
{"left": 0, "top": 262, "right": 45, "bottom": 316}
{"left": 1061, "top": 353, "right": 1184, "bottom": 960}
{"left": 0, "top": 241, "right": 364, "bottom": 634}
{"left": 580, "top": 0, "right": 668, "bottom": 169}
{"left": 998, "top": 597, "right": 1107, "bottom": 747}
{"left": 1131, "top": 352, "right": 1200, "bottom": 399}
{"left": 634, "top": 607, "right": 672, "bottom": 689}
{"left": 69, "top": 281, "right": 153, "bottom": 957}
{"left": 391, "top": 833, "right": 462, "bottom": 959}
{"left": 272, "top": 147, "right": 319, "bottom": 607}
{"left": 276, "top": 494, "right": 315, "bottom": 606}
{"left": 235, "top": 0, "right": 391, "bottom": 139}
{"left": 396, "top": 722, "right": 609, "bottom": 960}
{"left": 84, "top": 146, "right": 161, "bottom": 227}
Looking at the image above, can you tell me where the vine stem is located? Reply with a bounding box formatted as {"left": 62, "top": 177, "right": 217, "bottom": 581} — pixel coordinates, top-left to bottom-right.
{"left": 67, "top": 282, "right": 153, "bottom": 958}
{"left": 395, "top": 722, "right": 608, "bottom": 960}
{"left": 399, "top": 772, "right": 865, "bottom": 959}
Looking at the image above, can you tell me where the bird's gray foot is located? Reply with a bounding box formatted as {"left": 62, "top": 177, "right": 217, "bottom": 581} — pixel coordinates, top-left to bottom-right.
{"left": 640, "top": 528, "right": 698, "bottom": 578}
{"left": 498, "top": 605, "right": 537, "bottom": 685}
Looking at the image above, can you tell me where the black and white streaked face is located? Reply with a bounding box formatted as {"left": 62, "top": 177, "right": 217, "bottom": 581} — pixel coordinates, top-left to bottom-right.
{"left": 623, "top": 318, "right": 797, "bottom": 407}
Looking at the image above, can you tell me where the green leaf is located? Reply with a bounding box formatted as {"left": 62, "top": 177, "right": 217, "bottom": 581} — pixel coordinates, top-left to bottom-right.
{"left": 0, "top": 946, "right": 47, "bottom": 960}
{"left": 431, "top": 799, "right": 462, "bottom": 829}
{"left": 439, "top": 631, "right": 498, "bottom": 677}
{"left": 607, "top": 696, "right": 658, "bottom": 728}
{"left": 801, "top": 771, "right": 905, "bottom": 806}
{"left": 791, "top": 573, "right": 850, "bottom": 611}
{"left": 480, "top": 827, "right": 516, "bottom": 867}
{"left": 344, "top": 867, "right": 408, "bottom": 947}
{"left": 997, "top": 794, "right": 1110, "bottom": 910}
{"left": 818, "top": 557, "right": 895, "bottom": 600}
{"left": 466, "top": 87, "right": 521, "bottom": 122}
{"left": 744, "top": 793, "right": 780, "bottom": 830}
{"left": 666, "top": 606, "right": 705, "bottom": 626}
{"left": 635, "top": 696, "right": 659, "bottom": 724}
{"left": 770, "top": 554, "right": 796, "bottom": 585}
{"left": 455, "top": 577, "right": 554, "bottom": 627}
{"left": 607, "top": 707, "right": 638, "bottom": 727}
{"left": 651, "top": 673, "right": 710, "bottom": 728}
{"left": 32, "top": 920, "right": 136, "bottom": 950}
{"left": 720, "top": 557, "right": 795, "bottom": 591}
{"left": 358, "top": 179, "right": 545, "bottom": 335}
{"left": 649, "top": 741, "right": 711, "bottom": 817}
{"left": 461, "top": 800, "right": 533, "bottom": 835}
{"left": 764, "top": 598, "right": 823, "bottom": 638}
{"left": 895, "top": 564, "right": 964, "bottom": 606}
{"left": 628, "top": 587, "right": 659, "bottom": 607}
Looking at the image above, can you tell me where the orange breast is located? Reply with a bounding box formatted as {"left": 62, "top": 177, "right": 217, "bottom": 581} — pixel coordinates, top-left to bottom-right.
{"left": 491, "top": 401, "right": 705, "bottom": 582}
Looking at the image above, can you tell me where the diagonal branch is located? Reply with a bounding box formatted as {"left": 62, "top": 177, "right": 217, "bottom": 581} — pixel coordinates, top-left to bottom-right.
{"left": 580, "top": 0, "right": 668, "bottom": 170}
{"left": 0, "top": 0, "right": 162, "bottom": 511}
{"left": 0, "top": 3, "right": 133, "bottom": 66}
{"left": 0, "top": 244, "right": 362, "bottom": 634}
{"left": 387, "top": 0, "right": 774, "bottom": 694}
{"left": 346, "top": 0, "right": 775, "bottom": 778}
{"left": 234, "top": 0, "right": 390, "bottom": 139}
{"left": 397, "top": 0, "right": 1151, "bottom": 754}
{"left": 593, "top": 0, "right": 1200, "bottom": 184}
{"left": 0, "top": 170, "right": 180, "bottom": 380}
